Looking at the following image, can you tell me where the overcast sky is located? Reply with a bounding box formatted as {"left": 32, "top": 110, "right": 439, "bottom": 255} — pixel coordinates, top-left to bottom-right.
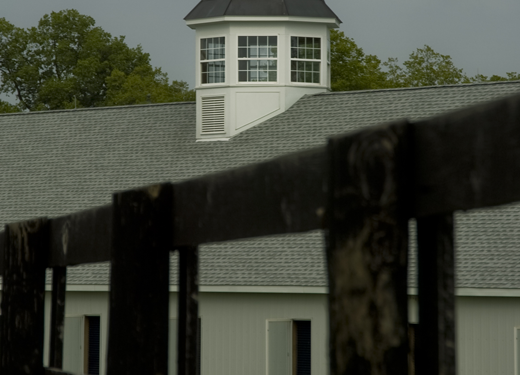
{"left": 2, "top": 0, "right": 520, "bottom": 93}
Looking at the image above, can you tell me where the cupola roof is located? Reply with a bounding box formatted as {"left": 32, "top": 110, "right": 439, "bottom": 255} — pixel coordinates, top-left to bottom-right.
{"left": 184, "top": 0, "right": 341, "bottom": 22}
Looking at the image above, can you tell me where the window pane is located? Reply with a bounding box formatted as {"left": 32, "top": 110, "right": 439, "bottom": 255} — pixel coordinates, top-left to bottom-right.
{"left": 306, "top": 37, "right": 313, "bottom": 48}
{"left": 238, "top": 47, "right": 247, "bottom": 58}
{"left": 259, "top": 36, "right": 268, "bottom": 47}
{"left": 208, "top": 38, "right": 214, "bottom": 49}
{"left": 291, "top": 71, "right": 297, "bottom": 82}
{"left": 259, "top": 47, "right": 268, "bottom": 58}
{"left": 269, "top": 36, "right": 278, "bottom": 46}
{"left": 207, "top": 49, "right": 214, "bottom": 60}
{"left": 239, "top": 60, "right": 247, "bottom": 70}
{"left": 291, "top": 60, "right": 297, "bottom": 70}
{"left": 313, "top": 62, "right": 320, "bottom": 72}
{"left": 291, "top": 36, "right": 297, "bottom": 47}
{"left": 298, "top": 61, "right": 305, "bottom": 71}
{"left": 269, "top": 60, "right": 277, "bottom": 68}
{"left": 270, "top": 46, "right": 278, "bottom": 58}
{"left": 219, "top": 37, "right": 225, "bottom": 47}
{"left": 306, "top": 49, "right": 313, "bottom": 59}
{"left": 314, "top": 49, "right": 320, "bottom": 59}
{"left": 298, "top": 48, "right": 306, "bottom": 59}
{"left": 250, "top": 60, "right": 258, "bottom": 69}
{"left": 305, "top": 72, "right": 312, "bottom": 82}
{"left": 238, "top": 36, "right": 247, "bottom": 47}
{"left": 298, "top": 37, "right": 305, "bottom": 46}
{"left": 314, "top": 38, "right": 321, "bottom": 48}
{"left": 201, "top": 62, "right": 208, "bottom": 73}
{"left": 249, "top": 45, "right": 258, "bottom": 58}
{"left": 248, "top": 36, "right": 258, "bottom": 46}
{"left": 291, "top": 48, "right": 297, "bottom": 59}
{"left": 201, "top": 39, "right": 206, "bottom": 49}
{"left": 259, "top": 60, "right": 268, "bottom": 69}
{"left": 239, "top": 71, "right": 247, "bottom": 81}
{"left": 259, "top": 70, "right": 268, "bottom": 81}
{"left": 200, "top": 50, "right": 207, "bottom": 60}
{"left": 298, "top": 71, "right": 305, "bottom": 82}
{"left": 313, "top": 72, "right": 320, "bottom": 83}
{"left": 269, "top": 71, "right": 277, "bottom": 81}
{"left": 249, "top": 71, "right": 258, "bottom": 82}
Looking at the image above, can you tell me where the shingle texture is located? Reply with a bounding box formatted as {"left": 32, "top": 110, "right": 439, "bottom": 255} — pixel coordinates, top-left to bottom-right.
{"left": 184, "top": 0, "right": 340, "bottom": 21}
{"left": 3, "top": 81, "right": 520, "bottom": 289}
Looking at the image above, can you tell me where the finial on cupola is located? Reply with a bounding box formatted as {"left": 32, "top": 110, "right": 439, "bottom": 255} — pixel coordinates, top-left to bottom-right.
{"left": 185, "top": 0, "right": 341, "bottom": 140}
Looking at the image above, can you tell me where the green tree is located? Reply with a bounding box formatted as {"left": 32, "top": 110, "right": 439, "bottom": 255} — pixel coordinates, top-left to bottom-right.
{"left": 0, "top": 10, "right": 193, "bottom": 112}
{"left": 384, "top": 45, "right": 466, "bottom": 87}
{"left": 330, "top": 30, "right": 389, "bottom": 91}
{"left": 0, "top": 99, "right": 20, "bottom": 113}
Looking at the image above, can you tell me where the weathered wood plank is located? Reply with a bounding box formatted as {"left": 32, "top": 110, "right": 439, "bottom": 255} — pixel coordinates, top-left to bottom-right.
{"left": 49, "top": 205, "right": 111, "bottom": 266}
{"left": 413, "top": 92, "right": 520, "bottom": 217}
{"left": 0, "top": 219, "right": 49, "bottom": 375}
{"left": 173, "top": 146, "right": 327, "bottom": 246}
{"left": 44, "top": 367, "right": 77, "bottom": 375}
{"left": 326, "top": 121, "right": 410, "bottom": 375}
{"left": 177, "top": 246, "right": 200, "bottom": 375}
{"left": 49, "top": 267, "right": 67, "bottom": 369}
{"left": 106, "top": 184, "right": 172, "bottom": 375}
{"left": 416, "top": 213, "right": 456, "bottom": 375}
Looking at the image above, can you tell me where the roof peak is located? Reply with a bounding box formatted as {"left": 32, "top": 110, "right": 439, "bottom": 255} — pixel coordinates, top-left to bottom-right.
{"left": 185, "top": 0, "right": 341, "bottom": 22}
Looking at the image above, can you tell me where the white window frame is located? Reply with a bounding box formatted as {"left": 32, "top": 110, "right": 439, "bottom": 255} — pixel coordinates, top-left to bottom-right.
{"left": 290, "top": 36, "right": 322, "bottom": 85}
{"left": 237, "top": 35, "right": 278, "bottom": 83}
{"left": 200, "top": 36, "right": 226, "bottom": 85}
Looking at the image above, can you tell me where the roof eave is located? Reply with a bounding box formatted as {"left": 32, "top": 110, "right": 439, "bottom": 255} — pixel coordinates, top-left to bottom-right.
{"left": 185, "top": 15, "right": 340, "bottom": 28}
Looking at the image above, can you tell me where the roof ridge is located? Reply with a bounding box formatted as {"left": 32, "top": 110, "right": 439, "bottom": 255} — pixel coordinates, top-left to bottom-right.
{"left": 313, "top": 80, "right": 520, "bottom": 98}
{"left": 0, "top": 101, "right": 196, "bottom": 117}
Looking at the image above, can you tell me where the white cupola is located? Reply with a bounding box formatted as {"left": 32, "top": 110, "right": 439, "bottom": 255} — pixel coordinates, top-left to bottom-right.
{"left": 185, "top": 0, "right": 341, "bottom": 140}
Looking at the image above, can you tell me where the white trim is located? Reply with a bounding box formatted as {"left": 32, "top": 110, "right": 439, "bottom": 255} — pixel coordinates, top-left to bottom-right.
{"left": 195, "top": 137, "right": 231, "bottom": 142}
{"left": 37, "top": 285, "right": 520, "bottom": 296}
{"left": 513, "top": 326, "right": 520, "bottom": 375}
{"left": 171, "top": 285, "right": 328, "bottom": 294}
{"left": 408, "top": 287, "right": 520, "bottom": 297}
{"left": 186, "top": 16, "right": 340, "bottom": 28}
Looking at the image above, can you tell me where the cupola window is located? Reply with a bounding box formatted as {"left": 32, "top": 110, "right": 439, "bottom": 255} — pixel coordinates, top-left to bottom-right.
{"left": 290, "top": 37, "right": 321, "bottom": 84}
{"left": 201, "top": 37, "right": 225, "bottom": 84}
{"left": 238, "top": 36, "right": 278, "bottom": 82}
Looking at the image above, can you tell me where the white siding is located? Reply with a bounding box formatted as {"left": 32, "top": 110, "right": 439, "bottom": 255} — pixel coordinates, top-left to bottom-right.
{"left": 39, "top": 291, "right": 520, "bottom": 375}
{"left": 182, "top": 293, "right": 329, "bottom": 375}
{"left": 456, "top": 296, "right": 520, "bottom": 375}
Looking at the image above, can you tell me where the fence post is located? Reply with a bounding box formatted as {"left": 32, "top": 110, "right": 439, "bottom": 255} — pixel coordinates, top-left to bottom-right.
{"left": 416, "top": 213, "right": 456, "bottom": 375}
{"left": 107, "top": 183, "right": 172, "bottom": 375}
{"left": 326, "top": 122, "right": 410, "bottom": 375}
{"left": 49, "top": 266, "right": 67, "bottom": 369}
{"left": 0, "top": 219, "right": 48, "bottom": 375}
{"left": 177, "top": 246, "right": 199, "bottom": 375}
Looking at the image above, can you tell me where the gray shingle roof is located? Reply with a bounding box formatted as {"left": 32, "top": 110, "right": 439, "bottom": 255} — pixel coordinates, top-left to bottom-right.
{"left": 184, "top": 0, "right": 340, "bottom": 21}
{"left": 3, "top": 81, "right": 520, "bottom": 289}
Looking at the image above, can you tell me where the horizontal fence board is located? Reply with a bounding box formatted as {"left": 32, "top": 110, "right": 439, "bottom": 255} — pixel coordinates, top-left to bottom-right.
{"left": 0, "top": 93, "right": 519, "bottom": 257}
{"left": 172, "top": 146, "right": 328, "bottom": 246}
{"left": 48, "top": 205, "right": 112, "bottom": 267}
{"left": 44, "top": 367, "right": 77, "bottom": 375}
{"left": 413, "top": 93, "right": 520, "bottom": 217}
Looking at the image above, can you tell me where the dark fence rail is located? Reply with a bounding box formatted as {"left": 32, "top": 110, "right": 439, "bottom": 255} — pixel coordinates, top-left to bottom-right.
{"left": 1, "top": 92, "right": 520, "bottom": 374}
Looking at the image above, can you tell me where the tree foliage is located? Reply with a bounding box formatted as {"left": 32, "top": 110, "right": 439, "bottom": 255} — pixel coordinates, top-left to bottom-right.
{"left": 330, "top": 30, "right": 389, "bottom": 91}
{"left": 0, "top": 9, "right": 193, "bottom": 112}
{"left": 330, "top": 30, "right": 519, "bottom": 92}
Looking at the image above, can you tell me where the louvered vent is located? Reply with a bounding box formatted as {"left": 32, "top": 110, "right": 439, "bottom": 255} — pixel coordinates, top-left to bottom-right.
{"left": 201, "top": 96, "right": 225, "bottom": 134}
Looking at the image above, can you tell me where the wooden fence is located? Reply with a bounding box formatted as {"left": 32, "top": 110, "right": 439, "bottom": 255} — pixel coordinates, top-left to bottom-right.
{"left": 1, "top": 92, "right": 520, "bottom": 375}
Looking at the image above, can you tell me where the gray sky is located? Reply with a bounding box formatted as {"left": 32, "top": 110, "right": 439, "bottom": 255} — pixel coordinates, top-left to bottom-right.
{"left": 2, "top": 0, "right": 519, "bottom": 94}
